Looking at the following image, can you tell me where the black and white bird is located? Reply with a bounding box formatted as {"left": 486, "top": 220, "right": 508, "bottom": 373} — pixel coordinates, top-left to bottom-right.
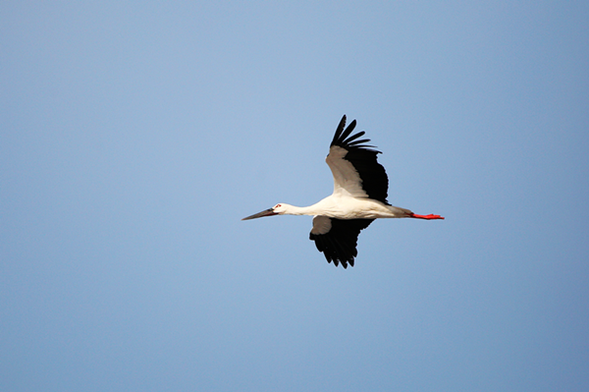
{"left": 243, "top": 115, "right": 444, "bottom": 268}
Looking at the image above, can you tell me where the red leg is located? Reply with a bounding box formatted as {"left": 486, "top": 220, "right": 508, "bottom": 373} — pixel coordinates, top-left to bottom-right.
{"left": 410, "top": 213, "right": 444, "bottom": 220}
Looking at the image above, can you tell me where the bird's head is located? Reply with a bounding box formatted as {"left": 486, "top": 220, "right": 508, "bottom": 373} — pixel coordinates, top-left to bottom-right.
{"left": 242, "top": 203, "right": 288, "bottom": 220}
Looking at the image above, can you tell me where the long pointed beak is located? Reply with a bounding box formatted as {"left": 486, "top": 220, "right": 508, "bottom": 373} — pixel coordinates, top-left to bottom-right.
{"left": 242, "top": 208, "right": 277, "bottom": 221}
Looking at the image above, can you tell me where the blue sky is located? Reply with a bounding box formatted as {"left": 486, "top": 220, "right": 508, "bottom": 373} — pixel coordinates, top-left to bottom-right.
{"left": 1, "top": 1, "right": 588, "bottom": 391}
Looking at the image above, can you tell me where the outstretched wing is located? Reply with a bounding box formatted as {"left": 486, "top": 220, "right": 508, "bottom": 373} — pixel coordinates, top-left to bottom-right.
{"left": 309, "top": 216, "right": 374, "bottom": 268}
{"left": 326, "top": 115, "right": 389, "bottom": 204}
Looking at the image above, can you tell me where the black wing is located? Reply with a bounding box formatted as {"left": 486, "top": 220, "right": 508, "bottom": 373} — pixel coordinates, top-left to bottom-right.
{"left": 329, "top": 115, "right": 389, "bottom": 204}
{"left": 309, "top": 216, "right": 374, "bottom": 268}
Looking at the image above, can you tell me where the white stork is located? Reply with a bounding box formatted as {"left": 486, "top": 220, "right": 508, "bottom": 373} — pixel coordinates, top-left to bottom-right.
{"left": 243, "top": 115, "right": 444, "bottom": 268}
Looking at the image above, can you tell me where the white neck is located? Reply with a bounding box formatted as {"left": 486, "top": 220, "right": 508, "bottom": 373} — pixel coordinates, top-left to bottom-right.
{"left": 280, "top": 203, "right": 321, "bottom": 216}
{"left": 278, "top": 198, "right": 341, "bottom": 217}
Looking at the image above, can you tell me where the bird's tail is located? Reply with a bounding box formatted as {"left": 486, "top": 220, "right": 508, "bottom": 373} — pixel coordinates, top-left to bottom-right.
{"left": 387, "top": 205, "right": 414, "bottom": 217}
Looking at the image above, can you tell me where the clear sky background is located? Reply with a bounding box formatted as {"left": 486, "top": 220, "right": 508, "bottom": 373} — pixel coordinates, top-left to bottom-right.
{"left": 2, "top": 1, "right": 588, "bottom": 391}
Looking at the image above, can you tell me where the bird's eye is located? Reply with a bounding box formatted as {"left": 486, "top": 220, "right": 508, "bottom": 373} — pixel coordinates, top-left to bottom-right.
{"left": 276, "top": 204, "right": 281, "bottom": 207}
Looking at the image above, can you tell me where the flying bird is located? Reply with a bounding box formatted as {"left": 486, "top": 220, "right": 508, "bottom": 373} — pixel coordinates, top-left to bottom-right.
{"left": 243, "top": 115, "right": 444, "bottom": 268}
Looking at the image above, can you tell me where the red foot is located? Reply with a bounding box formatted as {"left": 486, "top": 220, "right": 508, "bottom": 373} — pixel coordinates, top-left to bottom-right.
{"left": 410, "top": 213, "right": 444, "bottom": 220}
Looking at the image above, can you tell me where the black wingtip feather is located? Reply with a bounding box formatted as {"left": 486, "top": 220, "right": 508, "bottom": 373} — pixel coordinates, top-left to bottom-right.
{"left": 331, "top": 115, "right": 380, "bottom": 153}
{"left": 339, "top": 119, "right": 357, "bottom": 142}
{"left": 331, "top": 115, "right": 347, "bottom": 146}
{"left": 343, "top": 130, "right": 366, "bottom": 144}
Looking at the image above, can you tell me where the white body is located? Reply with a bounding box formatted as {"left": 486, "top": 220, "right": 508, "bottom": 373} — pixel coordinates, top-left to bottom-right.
{"left": 273, "top": 197, "right": 412, "bottom": 220}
